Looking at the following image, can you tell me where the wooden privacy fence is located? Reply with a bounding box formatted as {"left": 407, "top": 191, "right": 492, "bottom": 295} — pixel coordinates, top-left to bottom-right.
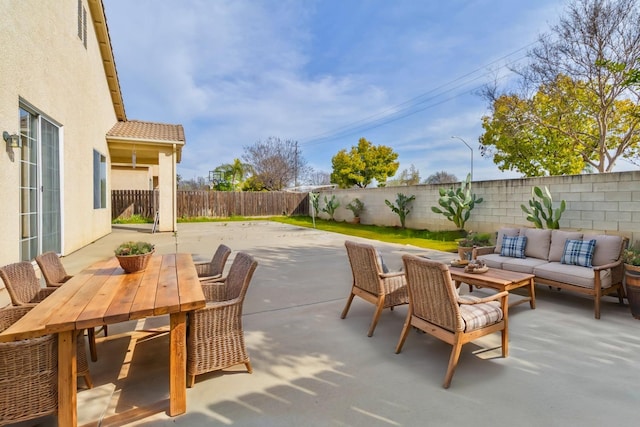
{"left": 112, "top": 190, "right": 309, "bottom": 220}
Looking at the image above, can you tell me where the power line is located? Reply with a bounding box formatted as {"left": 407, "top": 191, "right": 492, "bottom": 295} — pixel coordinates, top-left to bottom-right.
{"left": 300, "top": 43, "right": 536, "bottom": 147}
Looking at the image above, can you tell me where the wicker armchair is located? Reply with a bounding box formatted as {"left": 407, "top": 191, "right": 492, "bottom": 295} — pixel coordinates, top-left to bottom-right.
{"left": 35, "top": 252, "right": 106, "bottom": 362}
{"left": 341, "top": 240, "right": 409, "bottom": 337}
{"left": 187, "top": 252, "right": 258, "bottom": 388}
{"left": 0, "top": 305, "right": 57, "bottom": 426}
{"left": 0, "top": 262, "right": 93, "bottom": 389}
{"left": 194, "top": 244, "right": 231, "bottom": 281}
{"left": 396, "top": 255, "right": 509, "bottom": 388}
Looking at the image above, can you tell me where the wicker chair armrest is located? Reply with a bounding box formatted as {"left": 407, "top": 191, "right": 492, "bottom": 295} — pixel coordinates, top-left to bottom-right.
{"left": 198, "top": 273, "right": 223, "bottom": 282}
{"left": 592, "top": 259, "right": 623, "bottom": 271}
{"left": 458, "top": 290, "right": 508, "bottom": 305}
{"left": 201, "top": 282, "right": 227, "bottom": 302}
{"left": 380, "top": 271, "right": 405, "bottom": 279}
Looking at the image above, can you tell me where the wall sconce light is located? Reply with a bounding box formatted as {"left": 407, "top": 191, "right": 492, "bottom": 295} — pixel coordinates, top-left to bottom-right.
{"left": 3, "top": 131, "right": 21, "bottom": 149}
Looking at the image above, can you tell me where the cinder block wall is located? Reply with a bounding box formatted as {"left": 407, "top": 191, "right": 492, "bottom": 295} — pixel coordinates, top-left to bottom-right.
{"left": 316, "top": 171, "right": 640, "bottom": 245}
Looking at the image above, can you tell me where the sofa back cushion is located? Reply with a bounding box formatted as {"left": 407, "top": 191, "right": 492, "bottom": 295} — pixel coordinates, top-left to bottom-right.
{"left": 549, "top": 230, "right": 583, "bottom": 262}
{"left": 494, "top": 228, "right": 521, "bottom": 254}
{"left": 582, "top": 234, "right": 624, "bottom": 266}
{"left": 521, "top": 228, "right": 551, "bottom": 260}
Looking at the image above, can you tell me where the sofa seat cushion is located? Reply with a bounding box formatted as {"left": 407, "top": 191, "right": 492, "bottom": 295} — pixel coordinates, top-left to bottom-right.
{"left": 501, "top": 257, "right": 549, "bottom": 274}
{"left": 477, "top": 253, "right": 505, "bottom": 269}
{"left": 533, "top": 262, "right": 612, "bottom": 289}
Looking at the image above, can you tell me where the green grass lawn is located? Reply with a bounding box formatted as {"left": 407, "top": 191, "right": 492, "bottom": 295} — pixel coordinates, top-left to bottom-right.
{"left": 267, "top": 216, "right": 461, "bottom": 252}
{"left": 114, "top": 215, "right": 462, "bottom": 252}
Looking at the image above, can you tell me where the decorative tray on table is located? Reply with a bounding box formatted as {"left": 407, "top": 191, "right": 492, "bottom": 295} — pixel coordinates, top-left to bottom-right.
{"left": 464, "top": 265, "right": 489, "bottom": 274}
{"left": 450, "top": 259, "right": 469, "bottom": 267}
{"left": 462, "top": 259, "right": 489, "bottom": 274}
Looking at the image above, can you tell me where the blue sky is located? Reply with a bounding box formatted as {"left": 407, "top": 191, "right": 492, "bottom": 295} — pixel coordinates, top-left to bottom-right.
{"left": 103, "top": 0, "right": 578, "bottom": 184}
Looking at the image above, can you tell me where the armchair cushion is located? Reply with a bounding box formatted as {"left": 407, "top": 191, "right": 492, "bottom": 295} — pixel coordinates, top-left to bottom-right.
{"left": 458, "top": 295, "right": 503, "bottom": 332}
{"left": 494, "top": 227, "right": 521, "bottom": 254}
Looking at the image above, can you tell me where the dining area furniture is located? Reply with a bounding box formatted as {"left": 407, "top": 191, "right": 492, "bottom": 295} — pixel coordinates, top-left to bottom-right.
{"left": 0, "top": 253, "right": 205, "bottom": 427}
{"left": 187, "top": 252, "right": 258, "bottom": 387}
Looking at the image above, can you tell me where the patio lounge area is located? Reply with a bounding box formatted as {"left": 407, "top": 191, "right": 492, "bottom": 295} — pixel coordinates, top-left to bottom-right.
{"left": 21, "top": 221, "right": 640, "bottom": 426}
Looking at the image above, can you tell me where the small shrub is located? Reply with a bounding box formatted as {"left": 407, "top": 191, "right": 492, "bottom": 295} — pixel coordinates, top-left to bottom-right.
{"left": 114, "top": 241, "right": 154, "bottom": 256}
{"left": 385, "top": 193, "right": 415, "bottom": 229}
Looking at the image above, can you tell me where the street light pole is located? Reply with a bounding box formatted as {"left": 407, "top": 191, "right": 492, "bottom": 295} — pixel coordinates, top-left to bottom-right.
{"left": 451, "top": 136, "right": 473, "bottom": 181}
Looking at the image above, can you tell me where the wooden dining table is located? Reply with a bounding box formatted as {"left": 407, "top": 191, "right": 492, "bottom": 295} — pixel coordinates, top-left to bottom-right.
{"left": 0, "top": 253, "right": 206, "bottom": 427}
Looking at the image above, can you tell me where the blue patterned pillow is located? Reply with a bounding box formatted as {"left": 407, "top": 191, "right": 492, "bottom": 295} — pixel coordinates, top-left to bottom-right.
{"left": 500, "top": 235, "right": 527, "bottom": 258}
{"left": 561, "top": 239, "right": 596, "bottom": 267}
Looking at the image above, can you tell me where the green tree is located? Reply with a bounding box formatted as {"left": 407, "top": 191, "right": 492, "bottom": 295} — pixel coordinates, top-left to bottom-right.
{"left": 483, "top": 0, "right": 640, "bottom": 175}
{"left": 213, "top": 158, "right": 253, "bottom": 191}
{"left": 330, "top": 138, "right": 399, "bottom": 188}
{"left": 481, "top": 74, "right": 640, "bottom": 176}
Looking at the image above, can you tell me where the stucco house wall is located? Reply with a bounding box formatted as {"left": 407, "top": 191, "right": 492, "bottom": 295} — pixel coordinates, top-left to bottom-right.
{"left": 0, "top": 0, "right": 116, "bottom": 264}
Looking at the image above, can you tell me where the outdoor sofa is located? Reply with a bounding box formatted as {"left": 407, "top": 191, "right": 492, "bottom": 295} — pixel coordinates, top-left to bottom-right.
{"left": 474, "top": 227, "right": 628, "bottom": 319}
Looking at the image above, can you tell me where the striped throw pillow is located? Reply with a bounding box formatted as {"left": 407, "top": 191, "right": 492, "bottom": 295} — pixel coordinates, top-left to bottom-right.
{"left": 561, "top": 239, "right": 596, "bottom": 267}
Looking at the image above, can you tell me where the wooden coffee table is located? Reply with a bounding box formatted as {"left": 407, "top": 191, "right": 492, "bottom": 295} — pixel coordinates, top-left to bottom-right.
{"left": 449, "top": 266, "right": 536, "bottom": 309}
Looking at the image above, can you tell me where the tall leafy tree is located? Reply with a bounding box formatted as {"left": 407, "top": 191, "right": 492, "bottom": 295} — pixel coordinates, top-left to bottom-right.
{"left": 242, "top": 137, "right": 308, "bottom": 191}
{"left": 481, "top": 0, "right": 640, "bottom": 175}
{"left": 330, "top": 137, "right": 399, "bottom": 188}
{"left": 213, "top": 158, "right": 253, "bottom": 191}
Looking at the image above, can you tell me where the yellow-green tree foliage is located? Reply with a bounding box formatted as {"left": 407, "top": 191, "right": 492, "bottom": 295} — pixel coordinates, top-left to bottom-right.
{"left": 480, "top": 75, "right": 640, "bottom": 176}
{"left": 330, "top": 138, "right": 399, "bottom": 188}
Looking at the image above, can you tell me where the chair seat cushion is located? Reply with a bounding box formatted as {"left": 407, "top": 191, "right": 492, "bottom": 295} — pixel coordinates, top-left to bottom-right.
{"left": 458, "top": 296, "right": 503, "bottom": 332}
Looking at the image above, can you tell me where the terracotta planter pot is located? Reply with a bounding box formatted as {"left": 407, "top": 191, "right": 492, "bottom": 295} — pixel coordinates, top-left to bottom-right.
{"left": 624, "top": 264, "right": 640, "bottom": 319}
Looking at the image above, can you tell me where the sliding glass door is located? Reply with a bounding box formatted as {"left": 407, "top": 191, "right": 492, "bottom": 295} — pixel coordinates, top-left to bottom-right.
{"left": 19, "top": 107, "right": 62, "bottom": 260}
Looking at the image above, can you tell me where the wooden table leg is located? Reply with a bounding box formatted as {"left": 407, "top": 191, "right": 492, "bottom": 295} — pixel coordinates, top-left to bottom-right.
{"left": 58, "top": 330, "right": 77, "bottom": 427}
{"left": 528, "top": 278, "right": 536, "bottom": 309}
{"left": 169, "top": 312, "right": 187, "bottom": 416}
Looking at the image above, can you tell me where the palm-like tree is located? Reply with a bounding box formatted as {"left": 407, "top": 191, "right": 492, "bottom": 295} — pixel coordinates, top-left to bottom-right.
{"left": 214, "top": 159, "right": 253, "bottom": 191}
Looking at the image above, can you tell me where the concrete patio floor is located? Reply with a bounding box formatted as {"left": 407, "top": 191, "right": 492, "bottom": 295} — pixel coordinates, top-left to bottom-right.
{"left": 26, "top": 221, "right": 640, "bottom": 426}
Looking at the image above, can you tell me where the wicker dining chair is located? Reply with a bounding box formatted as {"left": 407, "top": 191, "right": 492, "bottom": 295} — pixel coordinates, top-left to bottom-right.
{"left": 186, "top": 251, "right": 258, "bottom": 388}
{"left": 396, "top": 254, "right": 509, "bottom": 388}
{"left": 35, "top": 252, "right": 106, "bottom": 362}
{"left": 194, "top": 244, "right": 231, "bottom": 281}
{"left": 0, "top": 305, "right": 57, "bottom": 426}
{"left": 341, "top": 240, "right": 409, "bottom": 337}
{"left": 0, "top": 262, "right": 93, "bottom": 389}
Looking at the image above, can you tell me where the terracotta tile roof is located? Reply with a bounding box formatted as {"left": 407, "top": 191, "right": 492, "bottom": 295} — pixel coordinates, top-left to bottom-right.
{"left": 107, "top": 120, "right": 185, "bottom": 143}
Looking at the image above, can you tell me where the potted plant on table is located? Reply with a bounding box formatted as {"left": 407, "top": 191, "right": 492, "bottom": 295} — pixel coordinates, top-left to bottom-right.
{"left": 623, "top": 244, "right": 640, "bottom": 319}
{"left": 115, "top": 241, "right": 155, "bottom": 273}
{"left": 457, "top": 232, "right": 492, "bottom": 261}
{"left": 346, "top": 198, "right": 365, "bottom": 224}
